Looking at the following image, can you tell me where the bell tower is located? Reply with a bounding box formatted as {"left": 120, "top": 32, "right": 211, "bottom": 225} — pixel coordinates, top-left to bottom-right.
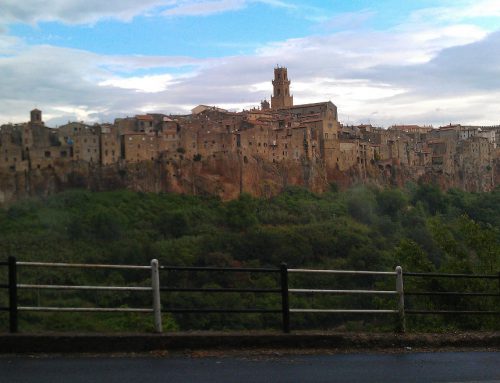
{"left": 30, "top": 108, "right": 43, "bottom": 125}
{"left": 271, "top": 66, "right": 293, "bottom": 109}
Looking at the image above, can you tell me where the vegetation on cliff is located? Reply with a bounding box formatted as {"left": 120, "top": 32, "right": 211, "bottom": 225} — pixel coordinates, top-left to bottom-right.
{"left": 0, "top": 183, "right": 499, "bottom": 332}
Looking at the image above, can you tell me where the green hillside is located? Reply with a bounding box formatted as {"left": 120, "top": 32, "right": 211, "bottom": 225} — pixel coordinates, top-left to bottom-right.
{"left": 1, "top": 183, "right": 499, "bottom": 332}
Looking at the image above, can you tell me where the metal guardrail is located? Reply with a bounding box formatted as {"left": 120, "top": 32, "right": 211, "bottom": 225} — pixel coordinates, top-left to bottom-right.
{"left": 18, "top": 284, "right": 152, "bottom": 292}
{"left": 289, "top": 289, "right": 397, "bottom": 295}
{"left": 159, "top": 263, "right": 288, "bottom": 331}
{"left": 18, "top": 307, "right": 153, "bottom": 313}
{"left": 403, "top": 271, "right": 500, "bottom": 316}
{"left": 1, "top": 258, "right": 287, "bottom": 334}
{"left": 1, "top": 258, "right": 498, "bottom": 334}
{"left": 16, "top": 261, "right": 151, "bottom": 270}
{"left": 289, "top": 269, "right": 396, "bottom": 276}
{"left": 10, "top": 258, "right": 161, "bottom": 333}
{"left": 287, "top": 266, "right": 406, "bottom": 331}
{"left": 160, "top": 266, "right": 280, "bottom": 273}
{"left": 0, "top": 261, "right": 8, "bottom": 312}
{"left": 403, "top": 272, "right": 498, "bottom": 279}
{"left": 290, "top": 309, "right": 398, "bottom": 314}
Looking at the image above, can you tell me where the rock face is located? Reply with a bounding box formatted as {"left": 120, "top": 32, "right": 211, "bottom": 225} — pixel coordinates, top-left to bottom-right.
{"left": 0, "top": 150, "right": 497, "bottom": 205}
{"left": 0, "top": 154, "right": 324, "bottom": 204}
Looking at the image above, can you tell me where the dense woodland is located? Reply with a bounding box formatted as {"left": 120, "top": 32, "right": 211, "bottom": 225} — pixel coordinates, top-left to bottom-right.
{"left": 0, "top": 183, "right": 499, "bottom": 332}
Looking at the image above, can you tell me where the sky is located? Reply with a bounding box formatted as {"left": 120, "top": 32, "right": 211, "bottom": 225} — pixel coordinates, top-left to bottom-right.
{"left": 0, "top": 0, "right": 500, "bottom": 127}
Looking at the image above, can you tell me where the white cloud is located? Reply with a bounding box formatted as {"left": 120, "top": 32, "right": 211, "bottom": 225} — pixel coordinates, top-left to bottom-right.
{"left": 0, "top": 0, "right": 294, "bottom": 26}
{"left": 318, "top": 9, "right": 375, "bottom": 31}
{"left": 0, "top": 0, "right": 169, "bottom": 25}
{"left": 162, "top": 0, "right": 247, "bottom": 16}
{"left": 410, "top": 0, "right": 500, "bottom": 25}
{"left": 99, "top": 73, "right": 180, "bottom": 93}
{"left": 161, "top": 0, "right": 294, "bottom": 16}
{"left": 50, "top": 105, "right": 107, "bottom": 123}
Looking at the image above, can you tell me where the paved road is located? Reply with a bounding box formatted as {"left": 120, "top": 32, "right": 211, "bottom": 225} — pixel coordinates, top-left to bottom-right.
{"left": 0, "top": 352, "right": 499, "bottom": 383}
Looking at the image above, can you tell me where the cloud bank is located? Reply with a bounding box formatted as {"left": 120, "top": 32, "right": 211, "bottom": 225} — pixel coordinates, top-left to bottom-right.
{"left": 0, "top": 0, "right": 499, "bottom": 127}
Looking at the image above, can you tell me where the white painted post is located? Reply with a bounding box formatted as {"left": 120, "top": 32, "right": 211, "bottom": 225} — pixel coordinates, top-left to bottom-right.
{"left": 395, "top": 266, "right": 405, "bottom": 333}
{"left": 151, "top": 259, "right": 162, "bottom": 333}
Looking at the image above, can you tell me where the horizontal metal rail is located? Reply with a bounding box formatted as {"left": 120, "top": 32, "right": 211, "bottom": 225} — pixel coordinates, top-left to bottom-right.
{"left": 407, "top": 310, "right": 500, "bottom": 315}
{"left": 18, "top": 284, "right": 151, "bottom": 292}
{"left": 406, "top": 291, "right": 499, "bottom": 297}
{"left": 404, "top": 272, "right": 497, "bottom": 279}
{"left": 290, "top": 309, "right": 398, "bottom": 314}
{"left": 163, "top": 308, "right": 281, "bottom": 313}
{"left": 0, "top": 307, "right": 9, "bottom": 312}
{"left": 289, "top": 289, "right": 397, "bottom": 295}
{"left": 18, "top": 306, "right": 153, "bottom": 313}
{"left": 160, "top": 287, "right": 281, "bottom": 293}
{"left": 289, "top": 269, "right": 396, "bottom": 276}
{"left": 0, "top": 284, "right": 9, "bottom": 289}
{"left": 16, "top": 262, "right": 150, "bottom": 270}
{"left": 0, "top": 262, "right": 8, "bottom": 266}
{"left": 160, "top": 266, "right": 280, "bottom": 273}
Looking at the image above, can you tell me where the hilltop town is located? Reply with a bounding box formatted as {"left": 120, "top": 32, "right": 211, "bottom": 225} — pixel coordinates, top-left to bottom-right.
{"left": 1, "top": 67, "right": 499, "bottom": 203}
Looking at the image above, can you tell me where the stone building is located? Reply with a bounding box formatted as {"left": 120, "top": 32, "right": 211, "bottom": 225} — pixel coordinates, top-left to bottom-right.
{"left": 0, "top": 125, "right": 24, "bottom": 171}
{"left": 59, "top": 122, "right": 100, "bottom": 163}
{"left": 100, "top": 124, "right": 120, "bottom": 166}
{"left": 456, "top": 136, "right": 494, "bottom": 191}
{"left": 271, "top": 66, "right": 293, "bottom": 109}
{"left": 2, "top": 110, "right": 72, "bottom": 170}
{"left": 121, "top": 132, "right": 159, "bottom": 163}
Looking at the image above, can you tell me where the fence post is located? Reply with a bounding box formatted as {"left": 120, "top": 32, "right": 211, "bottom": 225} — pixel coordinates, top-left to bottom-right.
{"left": 280, "top": 263, "right": 290, "bottom": 334}
{"left": 8, "top": 256, "right": 18, "bottom": 333}
{"left": 151, "top": 259, "right": 162, "bottom": 333}
{"left": 395, "top": 266, "right": 405, "bottom": 333}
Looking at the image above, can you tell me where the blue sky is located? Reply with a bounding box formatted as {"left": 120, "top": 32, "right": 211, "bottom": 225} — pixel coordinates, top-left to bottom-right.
{"left": 7, "top": 1, "right": 447, "bottom": 57}
{"left": 1, "top": 0, "right": 500, "bottom": 126}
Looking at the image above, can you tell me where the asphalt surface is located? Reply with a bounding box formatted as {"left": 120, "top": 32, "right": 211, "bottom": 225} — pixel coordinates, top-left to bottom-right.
{"left": 0, "top": 352, "right": 499, "bottom": 383}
